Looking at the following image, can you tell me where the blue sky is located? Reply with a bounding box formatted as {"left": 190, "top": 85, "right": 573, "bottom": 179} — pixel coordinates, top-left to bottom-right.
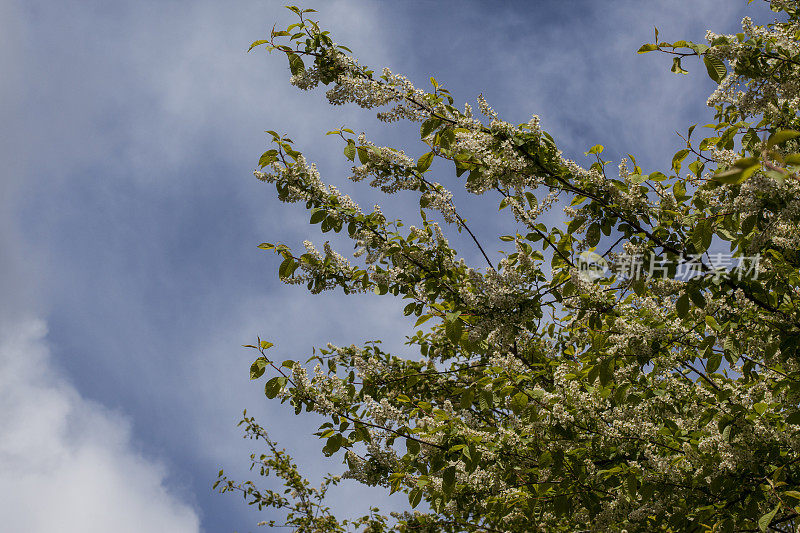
{"left": 0, "top": 1, "right": 767, "bottom": 531}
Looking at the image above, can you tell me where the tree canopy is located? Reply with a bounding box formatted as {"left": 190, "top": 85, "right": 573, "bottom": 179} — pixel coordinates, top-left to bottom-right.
{"left": 217, "top": 2, "right": 800, "bottom": 531}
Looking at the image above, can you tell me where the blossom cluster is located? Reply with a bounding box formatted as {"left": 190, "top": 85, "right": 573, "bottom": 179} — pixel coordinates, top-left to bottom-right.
{"left": 230, "top": 4, "right": 800, "bottom": 532}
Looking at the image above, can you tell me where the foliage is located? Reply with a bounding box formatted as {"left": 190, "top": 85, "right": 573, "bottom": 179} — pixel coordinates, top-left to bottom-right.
{"left": 215, "top": 410, "right": 389, "bottom": 531}
{"left": 218, "top": 2, "right": 800, "bottom": 531}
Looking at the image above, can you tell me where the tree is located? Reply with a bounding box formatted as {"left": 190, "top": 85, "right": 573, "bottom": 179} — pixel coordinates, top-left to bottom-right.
{"left": 216, "top": 2, "right": 800, "bottom": 531}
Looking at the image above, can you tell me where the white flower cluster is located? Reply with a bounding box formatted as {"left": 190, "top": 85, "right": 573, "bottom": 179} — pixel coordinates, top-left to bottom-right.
{"left": 454, "top": 126, "right": 542, "bottom": 194}
{"left": 255, "top": 155, "right": 363, "bottom": 216}
{"left": 325, "top": 59, "right": 428, "bottom": 123}
{"left": 706, "top": 15, "right": 800, "bottom": 121}
{"left": 249, "top": 10, "right": 800, "bottom": 528}
{"left": 349, "top": 141, "right": 419, "bottom": 193}
{"left": 419, "top": 183, "right": 457, "bottom": 223}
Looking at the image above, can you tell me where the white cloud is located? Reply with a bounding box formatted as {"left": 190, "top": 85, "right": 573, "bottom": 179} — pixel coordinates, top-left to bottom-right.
{"left": 0, "top": 319, "right": 200, "bottom": 533}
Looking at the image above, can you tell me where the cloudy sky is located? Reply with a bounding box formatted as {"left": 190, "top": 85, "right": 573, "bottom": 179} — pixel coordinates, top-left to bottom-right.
{"left": 0, "top": 1, "right": 769, "bottom": 531}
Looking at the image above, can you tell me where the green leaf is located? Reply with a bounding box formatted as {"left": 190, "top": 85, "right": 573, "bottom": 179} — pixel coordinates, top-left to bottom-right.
{"left": 671, "top": 57, "right": 688, "bottom": 75}
{"left": 689, "top": 43, "right": 709, "bottom": 54}
{"left": 511, "top": 392, "right": 529, "bottom": 413}
{"left": 673, "top": 181, "right": 687, "bottom": 200}
{"left": 525, "top": 191, "right": 538, "bottom": 209}
{"left": 676, "top": 294, "right": 690, "bottom": 318}
{"left": 689, "top": 160, "right": 705, "bottom": 177}
{"left": 637, "top": 43, "right": 659, "bottom": 54}
{"left": 259, "top": 150, "right": 279, "bottom": 168}
{"left": 279, "top": 257, "right": 297, "bottom": 278}
{"left": 442, "top": 466, "right": 456, "bottom": 494}
{"left": 417, "top": 151, "right": 435, "bottom": 172}
{"left": 733, "top": 156, "right": 760, "bottom": 169}
{"left": 539, "top": 450, "right": 553, "bottom": 467}
{"left": 260, "top": 340, "right": 274, "bottom": 350}
{"left": 753, "top": 402, "right": 768, "bottom": 416}
{"left": 357, "top": 146, "right": 369, "bottom": 164}
{"left": 445, "top": 317, "right": 464, "bottom": 343}
{"left": 479, "top": 391, "right": 490, "bottom": 411}
{"left": 343, "top": 141, "right": 356, "bottom": 161}
{"left": 703, "top": 55, "right": 727, "bottom": 83}
{"left": 742, "top": 129, "right": 758, "bottom": 148}
{"left": 415, "top": 314, "right": 432, "bottom": 327}
{"left": 714, "top": 163, "right": 758, "bottom": 185}
{"left": 742, "top": 214, "right": 758, "bottom": 235}
{"left": 712, "top": 168, "right": 741, "bottom": 184}
{"left": 287, "top": 52, "right": 305, "bottom": 75}
{"left": 649, "top": 171, "right": 668, "bottom": 182}
{"left": 250, "top": 357, "right": 267, "bottom": 380}
{"left": 420, "top": 118, "right": 441, "bottom": 139}
{"left": 626, "top": 473, "right": 638, "bottom": 497}
{"left": 310, "top": 209, "right": 326, "bottom": 224}
{"left": 248, "top": 39, "right": 269, "bottom": 52}
{"left": 265, "top": 376, "right": 283, "bottom": 398}
{"left": 567, "top": 216, "right": 587, "bottom": 234}
{"left": 586, "top": 223, "right": 601, "bottom": 247}
{"left": 786, "top": 411, "right": 800, "bottom": 425}
{"left": 689, "top": 290, "right": 706, "bottom": 309}
{"left": 406, "top": 438, "right": 420, "bottom": 456}
{"left": 373, "top": 284, "right": 388, "bottom": 295}
{"left": 599, "top": 360, "right": 613, "bottom": 386}
{"left": 585, "top": 144, "right": 604, "bottom": 155}
{"left": 323, "top": 434, "right": 342, "bottom": 455}
{"left": 706, "top": 352, "right": 721, "bottom": 373}
{"left": 758, "top": 505, "right": 780, "bottom": 532}
{"left": 672, "top": 149, "right": 690, "bottom": 174}
{"left": 409, "top": 487, "right": 423, "bottom": 508}
{"left": 438, "top": 128, "right": 456, "bottom": 150}
{"left": 460, "top": 388, "right": 474, "bottom": 409}
{"left": 705, "top": 315, "right": 721, "bottom": 332}
{"left": 767, "top": 130, "right": 800, "bottom": 148}
{"left": 553, "top": 494, "right": 570, "bottom": 516}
